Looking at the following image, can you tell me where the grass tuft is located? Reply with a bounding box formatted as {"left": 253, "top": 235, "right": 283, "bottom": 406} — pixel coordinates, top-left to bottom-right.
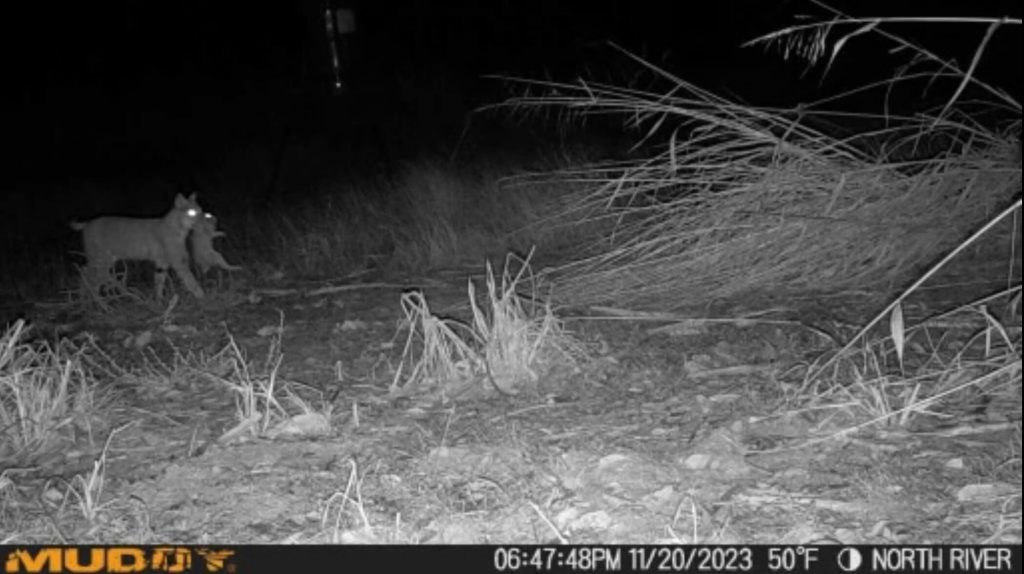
{"left": 201, "top": 317, "right": 331, "bottom": 441}
{"left": 393, "top": 252, "right": 585, "bottom": 398}
{"left": 0, "top": 320, "right": 104, "bottom": 464}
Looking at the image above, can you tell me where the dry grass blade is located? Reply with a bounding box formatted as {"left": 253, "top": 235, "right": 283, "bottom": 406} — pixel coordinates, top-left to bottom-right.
{"left": 746, "top": 3, "right": 1021, "bottom": 111}
{"left": 890, "top": 301, "right": 906, "bottom": 372}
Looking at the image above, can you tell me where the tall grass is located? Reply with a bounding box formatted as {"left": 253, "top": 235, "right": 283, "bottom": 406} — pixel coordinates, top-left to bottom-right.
{"left": 494, "top": 29, "right": 1020, "bottom": 311}
{"left": 224, "top": 155, "right": 593, "bottom": 279}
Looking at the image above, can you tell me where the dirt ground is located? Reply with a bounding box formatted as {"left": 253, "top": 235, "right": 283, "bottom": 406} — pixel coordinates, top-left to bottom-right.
{"left": 2, "top": 266, "right": 1021, "bottom": 546}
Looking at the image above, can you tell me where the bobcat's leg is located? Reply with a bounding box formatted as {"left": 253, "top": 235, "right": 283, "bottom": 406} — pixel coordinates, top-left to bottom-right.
{"left": 171, "top": 254, "right": 205, "bottom": 298}
{"left": 83, "top": 260, "right": 114, "bottom": 294}
{"left": 154, "top": 265, "right": 168, "bottom": 300}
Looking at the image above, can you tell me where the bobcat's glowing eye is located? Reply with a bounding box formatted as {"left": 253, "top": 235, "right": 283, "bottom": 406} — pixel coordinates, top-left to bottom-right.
{"left": 187, "top": 209, "right": 198, "bottom": 217}
{"left": 204, "top": 212, "right": 213, "bottom": 219}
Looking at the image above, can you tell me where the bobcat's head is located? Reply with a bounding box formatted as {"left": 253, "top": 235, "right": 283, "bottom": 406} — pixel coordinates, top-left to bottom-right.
{"left": 171, "top": 192, "right": 204, "bottom": 234}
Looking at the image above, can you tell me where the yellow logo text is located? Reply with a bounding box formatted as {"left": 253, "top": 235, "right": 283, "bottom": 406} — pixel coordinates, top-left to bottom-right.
{"left": 4, "top": 547, "right": 234, "bottom": 574}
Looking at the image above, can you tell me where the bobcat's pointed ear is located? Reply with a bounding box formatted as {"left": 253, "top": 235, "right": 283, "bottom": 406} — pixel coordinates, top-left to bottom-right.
{"left": 188, "top": 191, "right": 199, "bottom": 202}
{"left": 174, "top": 193, "right": 188, "bottom": 207}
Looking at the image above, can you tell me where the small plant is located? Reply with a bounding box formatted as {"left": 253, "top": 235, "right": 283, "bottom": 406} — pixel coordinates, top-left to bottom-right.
{"left": 207, "top": 316, "right": 331, "bottom": 441}
{"left": 0, "top": 320, "right": 101, "bottom": 463}
{"left": 215, "top": 331, "right": 287, "bottom": 440}
{"left": 468, "top": 252, "right": 573, "bottom": 395}
{"left": 308, "top": 458, "right": 417, "bottom": 544}
{"left": 62, "top": 425, "right": 128, "bottom": 527}
{"left": 393, "top": 251, "right": 585, "bottom": 398}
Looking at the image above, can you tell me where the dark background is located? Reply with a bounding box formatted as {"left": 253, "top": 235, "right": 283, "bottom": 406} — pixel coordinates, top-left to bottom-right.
{"left": 4, "top": 0, "right": 1021, "bottom": 193}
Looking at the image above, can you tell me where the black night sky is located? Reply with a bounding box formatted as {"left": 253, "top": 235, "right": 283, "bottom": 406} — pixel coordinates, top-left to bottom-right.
{"left": 3, "top": 1, "right": 1021, "bottom": 195}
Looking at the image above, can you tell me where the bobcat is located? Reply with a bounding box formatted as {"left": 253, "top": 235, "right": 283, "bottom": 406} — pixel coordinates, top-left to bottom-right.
{"left": 189, "top": 212, "right": 242, "bottom": 274}
{"left": 70, "top": 193, "right": 206, "bottom": 299}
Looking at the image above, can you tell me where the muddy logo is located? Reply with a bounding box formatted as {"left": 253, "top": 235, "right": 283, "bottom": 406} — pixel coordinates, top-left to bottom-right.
{"left": 4, "top": 547, "right": 235, "bottom": 574}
